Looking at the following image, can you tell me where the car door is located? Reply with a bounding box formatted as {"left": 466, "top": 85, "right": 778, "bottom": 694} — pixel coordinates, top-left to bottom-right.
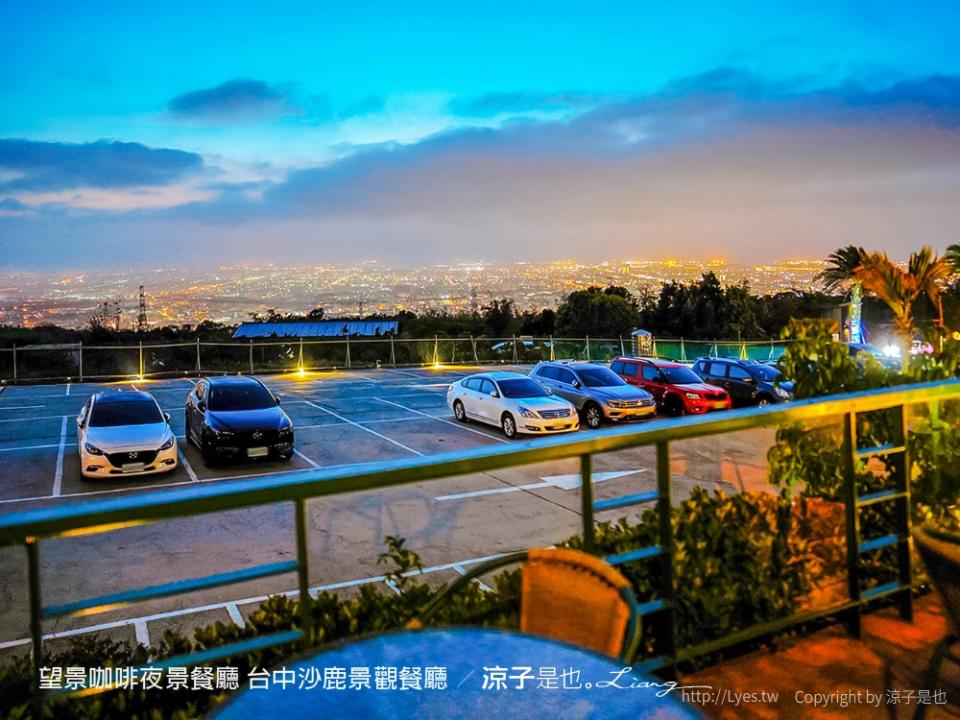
{"left": 76, "top": 398, "right": 91, "bottom": 446}
{"left": 639, "top": 364, "right": 667, "bottom": 402}
{"left": 458, "top": 378, "right": 481, "bottom": 418}
{"left": 187, "top": 380, "right": 207, "bottom": 440}
{"left": 552, "top": 367, "right": 582, "bottom": 407}
{"left": 475, "top": 378, "right": 500, "bottom": 423}
{"left": 532, "top": 365, "right": 558, "bottom": 392}
{"left": 725, "top": 364, "right": 756, "bottom": 405}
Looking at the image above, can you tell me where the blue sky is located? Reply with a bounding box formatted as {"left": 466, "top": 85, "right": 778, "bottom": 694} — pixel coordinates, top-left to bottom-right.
{"left": 2, "top": 1, "right": 960, "bottom": 267}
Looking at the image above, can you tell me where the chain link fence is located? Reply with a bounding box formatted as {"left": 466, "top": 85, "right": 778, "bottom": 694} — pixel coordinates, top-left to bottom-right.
{"left": 0, "top": 336, "right": 795, "bottom": 383}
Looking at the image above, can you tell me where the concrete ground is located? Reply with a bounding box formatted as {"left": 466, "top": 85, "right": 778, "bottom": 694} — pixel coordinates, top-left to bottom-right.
{"left": 0, "top": 365, "right": 774, "bottom": 658}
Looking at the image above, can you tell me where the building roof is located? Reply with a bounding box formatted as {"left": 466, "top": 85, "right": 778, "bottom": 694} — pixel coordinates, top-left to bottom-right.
{"left": 232, "top": 321, "right": 398, "bottom": 339}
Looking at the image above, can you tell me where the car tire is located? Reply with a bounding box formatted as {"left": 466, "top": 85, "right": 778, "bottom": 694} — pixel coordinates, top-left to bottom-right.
{"left": 453, "top": 400, "right": 467, "bottom": 422}
{"left": 665, "top": 396, "right": 685, "bottom": 417}
{"left": 756, "top": 395, "right": 772, "bottom": 408}
{"left": 501, "top": 413, "right": 518, "bottom": 439}
{"left": 200, "top": 432, "right": 218, "bottom": 466}
{"left": 582, "top": 403, "right": 603, "bottom": 429}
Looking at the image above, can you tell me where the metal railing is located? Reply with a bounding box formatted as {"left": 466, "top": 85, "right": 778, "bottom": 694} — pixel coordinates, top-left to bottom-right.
{"left": 0, "top": 335, "right": 795, "bottom": 383}
{"left": 3, "top": 377, "right": 955, "bottom": 704}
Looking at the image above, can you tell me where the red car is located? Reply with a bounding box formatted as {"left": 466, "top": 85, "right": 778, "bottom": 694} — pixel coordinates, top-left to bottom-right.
{"left": 610, "top": 357, "right": 731, "bottom": 416}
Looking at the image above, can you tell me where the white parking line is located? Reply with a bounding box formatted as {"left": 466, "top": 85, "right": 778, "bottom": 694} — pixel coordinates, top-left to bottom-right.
{"left": 293, "top": 448, "right": 319, "bottom": 468}
{"left": 0, "top": 405, "right": 46, "bottom": 410}
{"left": 226, "top": 602, "right": 245, "bottom": 628}
{"left": 66, "top": 383, "right": 71, "bottom": 396}
{"left": 0, "top": 551, "right": 509, "bottom": 650}
{"left": 52, "top": 416, "right": 67, "bottom": 496}
{"left": 134, "top": 620, "right": 150, "bottom": 647}
{"left": 0, "top": 442, "right": 67, "bottom": 452}
{"left": 301, "top": 400, "right": 423, "bottom": 456}
{"left": 178, "top": 448, "right": 199, "bottom": 482}
{"left": 434, "top": 469, "right": 648, "bottom": 502}
{"left": 375, "top": 397, "right": 509, "bottom": 444}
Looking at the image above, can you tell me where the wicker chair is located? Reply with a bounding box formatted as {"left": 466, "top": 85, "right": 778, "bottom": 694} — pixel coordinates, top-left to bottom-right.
{"left": 409, "top": 547, "right": 643, "bottom": 661}
{"left": 913, "top": 525, "right": 960, "bottom": 720}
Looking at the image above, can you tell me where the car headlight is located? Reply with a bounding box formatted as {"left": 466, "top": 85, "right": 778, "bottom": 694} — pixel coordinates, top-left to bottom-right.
{"left": 685, "top": 392, "right": 701, "bottom": 400}
{"left": 84, "top": 442, "right": 104, "bottom": 455}
{"left": 279, "top": 425, "right": 294, "bottom": 437}
{"left": 159, "top": 436, "right": 175, "bottom": 451}
{"left": 517, "top": 406, "right": 539, "bottom": 419}
{"left": 775, "top": 386, "right": 790, "bottom": 398}
{"left": 211, "top": 427, "right": 235, "bottom": 439}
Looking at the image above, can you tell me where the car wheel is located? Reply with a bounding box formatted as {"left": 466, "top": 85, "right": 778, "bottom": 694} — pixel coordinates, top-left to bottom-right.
{"left": 582, "top": 403, "right": 603, "bottom": 429}
{"left": 453, "top": 400, "right": 467, "bottom": 422}
{"left": 665, "top": 396, "right": 685, "bottom": 417}
{"left": 756, "top": 395, "right": 771, "bottom": 408}
{"left": 200, "top": 432, "right": 218, "bottom": 465}
{"left": 501, "top": 413, "right": 518, "bottom": 439}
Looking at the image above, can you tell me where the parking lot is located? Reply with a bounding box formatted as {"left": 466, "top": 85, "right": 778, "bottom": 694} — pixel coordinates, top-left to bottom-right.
{"left": 0, "top": 365, "right": 774, "bottom": 657}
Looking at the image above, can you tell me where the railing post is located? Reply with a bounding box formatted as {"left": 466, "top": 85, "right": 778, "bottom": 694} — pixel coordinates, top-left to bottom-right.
{"left": 470, "top": 335, "right": 478, "bottom": 365}
{"left": 842, "top": 411, "right": 862, "bottom": 638}
{"left": 580, "top": 454, "right": 595, "bottom": 552}
{"left": 12, "top": 344, "right": 16, "bottom": 383}
{"left": 656, "top": 441, "right": 678, "bottom": 676}
{"left": 585, "top": 336, "right": 591, "bottom": 361}
{"left": 26, "top": 538, "right": 43, "bottom": 714}
{"left": 294, "top": 499, "right": 313, "bottom": 648}
{"left": 298, "top": 337, "right": 304, "bottom": 371}
{"left": 345, "top": 336, "right": 352, "bottom": 369}
{"left": 249, "top": 340, "right": 254, "bottom": 375}
{"left": 138, "top": 340, "right": 143, "bottom": 378}
{"left": 896, "top": 403, "right": 913, "bottom": 622}
{"left": 389, "top": 335, "right": 396, "bottom": 367}
{"left": 549, "top": 335, "right": 555, "bottom": 361}
{"left": 434, "top": 335, "right": 440, "bottom": 366}
{"left": 511, "top": 335, "right": 518, "bottom": 364}
{"left": 195, "top": 338, "right": 201, "bottom": 375}
{"left": 78, "top": 341, "right": 83, "bottom": 382}
{"left": 619, "top": 335, "right": 625, "bottom": 356}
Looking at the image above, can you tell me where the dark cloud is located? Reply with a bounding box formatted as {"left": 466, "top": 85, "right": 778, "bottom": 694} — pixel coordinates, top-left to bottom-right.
{"left": 167, "top": 78, "right": 301, "bottom": 121}
{"left": 449, "top": 91, "right": 605, "bottom": 117}
{"left": 0, "top": 139, "right": 203, "bottom": 191}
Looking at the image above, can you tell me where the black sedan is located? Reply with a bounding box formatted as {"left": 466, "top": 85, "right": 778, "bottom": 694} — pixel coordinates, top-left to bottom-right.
{"left": 185, "top": 376, "right": 295, "bottom": 464}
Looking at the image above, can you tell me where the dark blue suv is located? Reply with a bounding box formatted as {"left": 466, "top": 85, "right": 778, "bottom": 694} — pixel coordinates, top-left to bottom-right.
{"left": 691, "top": 358, "right": 793, "bottom": 408}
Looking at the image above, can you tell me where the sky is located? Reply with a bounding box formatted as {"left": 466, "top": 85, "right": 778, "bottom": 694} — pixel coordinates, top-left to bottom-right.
{"left": 1, "top": 1, "right": 959, "bottom": 269}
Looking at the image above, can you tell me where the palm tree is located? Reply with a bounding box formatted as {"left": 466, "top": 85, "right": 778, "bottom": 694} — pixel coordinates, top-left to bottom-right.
{"left": 816, "top": 246, "right": 867, "bottom": 343}
{"left": 946, "top": 243, "right": 960, "bottom": 275}
{"left": 852, "top": 247, "right": 950, "bottom": 370}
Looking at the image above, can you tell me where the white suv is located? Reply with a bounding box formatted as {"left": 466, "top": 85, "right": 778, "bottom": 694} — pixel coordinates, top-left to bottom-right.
{"left": 447, "top": 371, "right": 579, "bottom": 438}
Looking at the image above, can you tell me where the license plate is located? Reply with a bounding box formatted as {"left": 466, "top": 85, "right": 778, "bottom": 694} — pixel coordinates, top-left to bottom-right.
{"left": 247, "top": 447, "right": 269, "bottom": 458}
{"left": 713, "top": 402, "right": 728, "bottom": 409}
{"left": 121, "top": 463, "right": 146, "bottom": 473}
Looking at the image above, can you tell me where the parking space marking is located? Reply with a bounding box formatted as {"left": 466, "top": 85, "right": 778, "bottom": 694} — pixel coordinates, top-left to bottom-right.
{"left": 65, "top": 384, "right": 71, "bottom": 396}
{"left": 0, "top": 405, "right": 46, "bottom": 411}
{"left": 52, "top": 416, "right": 68, "bottom": 496}
{"left": 134, "top": 620, "right": 150, "bottom": 647}
{"left": 225, "top": 602, "right": 245, "bottom": 628}
{"left": 434, "top": 469, "right": 648, "bottom": 502}
{"left": 178, "top": 448, "right": 199, "bottom": 482}
{"left": 0, "top": 442, "right": 67, "bottom": 452}
{"left": 301, "top": 400, "right": 423, "bottom": 457}
{"left": 293, "top": 448, "right": 319, "bottom": 468}
{"left": 375, "top": 397, "right": 509, "bottom": 444}
{"left": 0, "top": 551, "right": 508, "bottom": 650}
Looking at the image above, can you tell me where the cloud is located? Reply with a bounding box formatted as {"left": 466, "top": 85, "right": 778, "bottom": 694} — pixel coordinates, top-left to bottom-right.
{"left": 448, "top": 91, "right": 605, "bottom": 118}
{"left": 167, "top": 78, "right": 302, "bottom": 121}
{"left": 339, "top": 96, "right": 386, "bottom": 118}
{"left": 0, "top": 139, "right": 203, "bottom": 192}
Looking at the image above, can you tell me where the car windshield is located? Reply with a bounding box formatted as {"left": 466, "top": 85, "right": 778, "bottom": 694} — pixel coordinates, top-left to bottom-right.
{"left": 661, "top": 366, "right": 702, "bottom": 384}
{"left": 498, "top": 378, "right": 549, "bottom": 399}
{"left": 89, "top": 399, "right": 162, "bottom": 427}
{"left": 578, "top": 367, "right": 627, "bottom": 387}
{"left": 749, "top": 364, "right": 781, "bottom": 382}
{"left": 208, "top": 384, "right": 275, "bottom": 411}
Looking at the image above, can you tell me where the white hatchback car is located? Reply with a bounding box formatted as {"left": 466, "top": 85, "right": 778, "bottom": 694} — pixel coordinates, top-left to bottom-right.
{"left": 77, "top": 391, "right": 178, "bottom": 479}
{"left": 447, "top": 371, "right": 579, "bottom": 438}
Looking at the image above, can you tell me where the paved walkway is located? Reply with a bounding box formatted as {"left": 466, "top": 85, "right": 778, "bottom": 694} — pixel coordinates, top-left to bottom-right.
{"left": 685, "top": 593, "right": 959, "bottom": 719}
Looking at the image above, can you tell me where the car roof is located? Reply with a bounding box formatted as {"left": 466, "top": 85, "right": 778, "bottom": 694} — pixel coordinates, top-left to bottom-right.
{"left": 617, "top": 356, "right": 682, "bottom": 367}
{"left": 206, "top": 375, "right": 266, "bottom": 387}
{"left": 542, "top": 361, "right": 607, "bottom": 371}
{"left": 92, "top": 390, "right": 156, "bottom": 404}
{"left": 479, "top": 371, "right": 529, "bottom": 380}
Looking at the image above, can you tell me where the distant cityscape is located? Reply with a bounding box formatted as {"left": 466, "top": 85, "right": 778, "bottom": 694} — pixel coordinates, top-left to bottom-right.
{"left": 0, "top": 259, "right": 825, "bottom": 329}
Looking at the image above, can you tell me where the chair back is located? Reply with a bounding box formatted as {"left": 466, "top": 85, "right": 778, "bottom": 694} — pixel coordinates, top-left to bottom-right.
{"left": 520, "top": 547, "right": 637, "bottom": 659}
{"left": 915, "top": 526, "right": 960, "bottom": 636}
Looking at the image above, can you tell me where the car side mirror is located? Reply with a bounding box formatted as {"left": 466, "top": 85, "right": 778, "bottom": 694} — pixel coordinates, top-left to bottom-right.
{"left": 573, "top": 380, "right": 582, "bottom": 389}
{"left": 76, "top": 417, "right": 83, "bottom": 429}
{"left": 275, "top": 396, "right": 282, "bottom": 405}
{"left": 163, "top": 412, "right": 171, "bottom": 423}
{"left": 197, "top": 401, "right": 206, "bottom": 412}
{"left": 545, "top": 387, "right": 553, "bottom": 395}
{"left": 490, "top": 390, "right": 500, "bottom": 398}
{"left": 742, "top": 377, "right": 755, "bottom": 384}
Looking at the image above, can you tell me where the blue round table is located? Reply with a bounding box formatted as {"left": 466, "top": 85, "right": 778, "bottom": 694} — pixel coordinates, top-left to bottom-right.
{"left": 213, "top": 628, "right": 702, "bottom": 719}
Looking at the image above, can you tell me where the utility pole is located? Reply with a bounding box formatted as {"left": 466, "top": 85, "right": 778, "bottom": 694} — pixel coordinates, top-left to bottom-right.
{"left": 137, "top": 285, "right": 148, "bottom": 334}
